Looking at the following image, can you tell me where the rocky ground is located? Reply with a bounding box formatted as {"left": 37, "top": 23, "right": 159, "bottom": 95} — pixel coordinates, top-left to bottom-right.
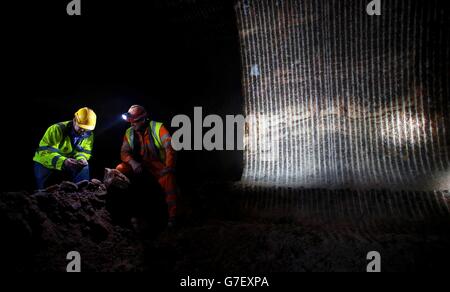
{"left": 0, "top": 173, "right": 145, "bottom": 272}
{"left": 1, "top": 171, "right": 449, "bottom": 272}
{"left": 153, "top": 220, "right": 450, "bottom": 272}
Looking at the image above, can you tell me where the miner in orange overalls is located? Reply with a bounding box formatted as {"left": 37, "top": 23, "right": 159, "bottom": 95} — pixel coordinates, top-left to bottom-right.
{"left": 116, "top": 105, "right": 178, "bottom": 228}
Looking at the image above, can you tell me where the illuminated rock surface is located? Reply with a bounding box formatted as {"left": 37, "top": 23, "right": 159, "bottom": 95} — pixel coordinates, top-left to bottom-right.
{"left": 237, "top": 0, "right": 449, "bottom": 190}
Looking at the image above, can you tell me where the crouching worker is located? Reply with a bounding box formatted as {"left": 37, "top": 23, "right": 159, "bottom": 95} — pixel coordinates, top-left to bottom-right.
{"left": 116, "top": 105, "right": 178, "bottom": 228}
{"left": 33, "top": 107, "right": 96, "bottom": 189}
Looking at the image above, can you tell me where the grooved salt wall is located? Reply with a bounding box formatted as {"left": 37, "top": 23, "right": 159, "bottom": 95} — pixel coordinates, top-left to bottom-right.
{"left": 236, "top": 0, "right": 450, "bottom": 191}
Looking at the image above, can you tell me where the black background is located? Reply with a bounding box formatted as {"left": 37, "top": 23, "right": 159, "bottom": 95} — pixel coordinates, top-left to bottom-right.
{"left": 1, "top": 0, "right": 243, "bottom": 191}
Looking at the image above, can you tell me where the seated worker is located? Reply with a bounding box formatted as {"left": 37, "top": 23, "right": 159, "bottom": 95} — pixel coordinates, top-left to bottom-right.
{"left": 33, "top": 107, "right": 96, "bottom": 189}
{"left": 116, "top": 105, "right": 178, "bottom": 228}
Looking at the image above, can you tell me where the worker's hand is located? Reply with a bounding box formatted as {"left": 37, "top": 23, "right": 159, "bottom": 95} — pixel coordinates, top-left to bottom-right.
{"left": 64, "top": 158, "right": 81, "bottom": 172}
{"left": 78, "top": 159, "right": 88, "bottom": 167}
{"left": 129, "top": 160, "right": 143, "bottom": 174}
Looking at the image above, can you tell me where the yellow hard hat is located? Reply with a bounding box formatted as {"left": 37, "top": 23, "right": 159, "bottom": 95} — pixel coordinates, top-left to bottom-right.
{"left": 74, "top": 107, "right": 97, "bottom": 131}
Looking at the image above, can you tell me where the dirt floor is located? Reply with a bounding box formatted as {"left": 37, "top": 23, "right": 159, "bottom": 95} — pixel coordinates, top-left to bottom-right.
{"left": 1, "top": 172, "right": 449, "bottom": 272}
{"left": 150, "top": 220, "right": 450, "bottom": 272}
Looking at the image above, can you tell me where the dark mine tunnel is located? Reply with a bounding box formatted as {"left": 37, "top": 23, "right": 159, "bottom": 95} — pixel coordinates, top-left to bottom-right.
{"left": 0, "top": 0, "right": 449, "bottom": 276}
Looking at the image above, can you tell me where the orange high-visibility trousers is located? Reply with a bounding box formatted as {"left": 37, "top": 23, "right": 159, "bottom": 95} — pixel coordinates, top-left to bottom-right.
{"left": 116, "top": 162, "right": 177, "bottom": 219}
{"left": 158, "top": 172, "right": 177, "bottom": 219}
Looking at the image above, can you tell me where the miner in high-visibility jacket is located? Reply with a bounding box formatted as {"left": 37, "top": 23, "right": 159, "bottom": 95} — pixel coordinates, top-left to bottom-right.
{"left": 116, "top": 105, "right": 178, "bottom": 227}
{"left": 33, "top": 107, "right": 97, "bottom": 189}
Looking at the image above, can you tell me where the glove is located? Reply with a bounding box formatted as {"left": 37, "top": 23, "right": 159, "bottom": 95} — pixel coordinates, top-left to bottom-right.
{"left": 64, "top": 158, "right": 82, "bottom": 172}
{"left": 129, "top": 160, "right": 143, "bottom": 174}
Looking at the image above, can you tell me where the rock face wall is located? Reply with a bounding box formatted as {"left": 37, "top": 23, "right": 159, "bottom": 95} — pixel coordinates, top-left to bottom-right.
{"left": 236, "top": 0, "right": 450, "bottom": 191}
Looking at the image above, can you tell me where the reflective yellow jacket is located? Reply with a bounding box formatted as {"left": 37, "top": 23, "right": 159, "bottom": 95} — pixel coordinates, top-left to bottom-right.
{"left": 33, "top": 121, "right": 94, "bottom": 170}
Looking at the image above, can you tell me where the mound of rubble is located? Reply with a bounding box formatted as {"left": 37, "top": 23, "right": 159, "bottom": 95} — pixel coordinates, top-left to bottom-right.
{"left": 0, "top": 169, "right": 146, "bottom": 272}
